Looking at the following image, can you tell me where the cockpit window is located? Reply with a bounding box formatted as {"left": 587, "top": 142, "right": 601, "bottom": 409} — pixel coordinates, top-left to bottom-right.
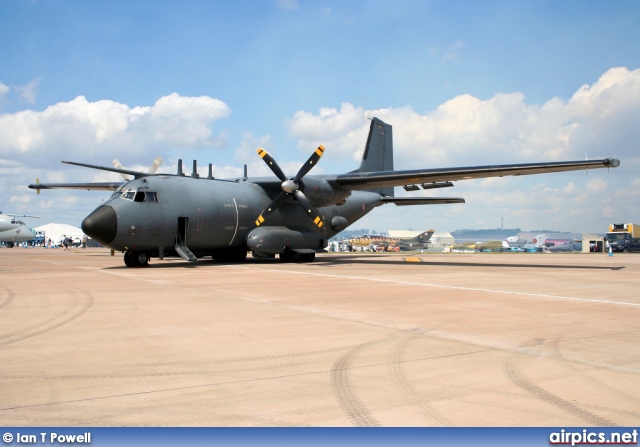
{"left": 118, "top": 186, "right": 158, "bottom": 202}
{"left": 134, "top": 191, "right": 145, "bottom": 202}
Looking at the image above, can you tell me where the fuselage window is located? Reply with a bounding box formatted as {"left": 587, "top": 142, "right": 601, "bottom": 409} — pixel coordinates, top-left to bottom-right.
{"left": 123, "top": 191, "right": 135, "bottom": 200}
{"left": 145, "top": 192, "right": 158, "bottom": 202}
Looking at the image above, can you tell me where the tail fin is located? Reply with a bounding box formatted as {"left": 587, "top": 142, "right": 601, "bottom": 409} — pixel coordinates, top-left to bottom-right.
{"left": 353, "top": 117, "right": 394, "bottom": 197}
{"left": 412, "top": 230, "right": 435, "bottom": 242}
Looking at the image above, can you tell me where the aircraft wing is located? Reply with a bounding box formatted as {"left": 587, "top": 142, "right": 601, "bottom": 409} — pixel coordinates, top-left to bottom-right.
{"left": 28, "top": 182, "right": 123, "bottom": 191}
{"left": 335, "top": 158, "right": 620, "bottom": 190}
{"left": 380, "top": 197, "right": 465, "bottom": 206}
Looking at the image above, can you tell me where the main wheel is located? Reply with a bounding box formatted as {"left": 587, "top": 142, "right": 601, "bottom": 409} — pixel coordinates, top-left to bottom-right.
{"left": 136, "top": 251, "right": 150, "bottom": 266}
{"left": 301, "top": 253, "right": 315, "bottom": 262}
{"left": 213, "top": 248, "right": 247, "bottom": 263}
{"left": 124, "top": 251, "right": 135, "bottom": 267}
{"left": 124, "top": 251, "right": 150, "bottom": 267}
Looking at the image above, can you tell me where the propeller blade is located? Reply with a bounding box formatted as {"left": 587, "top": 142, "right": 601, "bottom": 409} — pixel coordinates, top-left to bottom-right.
{"left": 112, "top": 159, "right": 132, "bottom": 181}
{"left": 148, "top": 156, "right": 163, "bottom": 174}
{"left": 292, "top": 190, "right": 324, "bottom": 229}
{"left": 255, "top": 191, "right": 288, "bottom": 226}
{"left": 293, "top": 145, "right": 324, "bottom": 183}
{"left": 257, "top": 148, "right": 287, "bottom": 182}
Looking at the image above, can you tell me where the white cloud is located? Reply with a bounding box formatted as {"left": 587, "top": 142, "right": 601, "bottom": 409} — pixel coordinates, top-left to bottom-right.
{"left": 275, "top": 0, "right": 299, "bottom": 10}
{"left": 4, "top": 67, "right": 638, "bottom": 233}
{"left": 0, "top": 82, "right": 9, "bottom": 103}
{"left": 287, "top": 67, "right": 640, "bottom": 171}
{"left": 0, "top": 93, "right": 231, "bottom": 166}
{"left": 14, "top": 78, "right": 41, "bottom": 104}
{"left": 285, "top": 67, "right": 640, "bottom": 232}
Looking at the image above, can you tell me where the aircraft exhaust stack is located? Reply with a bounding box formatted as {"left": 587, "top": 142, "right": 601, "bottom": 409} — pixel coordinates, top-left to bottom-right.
{"left": 191, "top": 160, "right": 199, "bottom": 179}
{"left": 177, "top": 159, "right": 184, "bottom": 176}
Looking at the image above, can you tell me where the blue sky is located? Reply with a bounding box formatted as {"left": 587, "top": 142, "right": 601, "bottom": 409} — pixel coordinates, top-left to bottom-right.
{"left": 1, "top": 0, "right": 639, "bottom": 234}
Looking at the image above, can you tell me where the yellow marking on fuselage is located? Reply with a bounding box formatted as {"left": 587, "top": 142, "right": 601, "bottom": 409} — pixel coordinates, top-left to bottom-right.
{"left": 404, "top": 257, "right": 422, "bottom": 263}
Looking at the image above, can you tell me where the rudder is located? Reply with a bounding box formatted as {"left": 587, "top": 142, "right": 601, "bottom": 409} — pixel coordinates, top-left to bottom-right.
{"left": 354, "top": 117, "right": 394, "bottom": 197}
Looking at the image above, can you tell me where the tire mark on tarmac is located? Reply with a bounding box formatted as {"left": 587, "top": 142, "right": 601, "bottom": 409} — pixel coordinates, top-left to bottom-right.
{"left": 390, "top": 329, "right": 452, "bottom": 426}
{"left": 0, "top": 345, "right": 362, "bottom": 381}
{"left": 331, "top": 337, "right": 388, "bottom": 427}
{"left": 504, "top": 340, "right": 616, "bottom": 426}
{"left": 0, "top": 285, "right": 14, "bottom": 309}
{"left": 548, "top": 340, "right": 640, "bottom": 420}
{"left": 0, "top": 283, "right": 93, "bottom": 346}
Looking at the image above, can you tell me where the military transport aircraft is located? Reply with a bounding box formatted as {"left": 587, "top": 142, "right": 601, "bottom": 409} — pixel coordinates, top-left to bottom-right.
{"left": 28, "top": 117, "right": 620, "bottom": 267}
{"left": 0, "top": 212, "right": 38, "bottom": 247}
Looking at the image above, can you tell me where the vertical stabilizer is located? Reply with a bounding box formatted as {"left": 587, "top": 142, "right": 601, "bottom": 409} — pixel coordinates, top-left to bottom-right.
{"left": 354, "top": 117, "right": 394, "bottom": 197}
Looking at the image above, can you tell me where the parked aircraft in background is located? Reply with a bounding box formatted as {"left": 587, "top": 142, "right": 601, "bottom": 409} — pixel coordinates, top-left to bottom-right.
{"left": 503, "top": 235, "right": 528, "bottom": 249}
{"left": 548, "top": 240, "right": 583, "bottom": 252}
{"left": 391, "top": 230, "right": 435, "bottom": 251}
{"left": 503, "top": 234, "right": 549, "bottom": 252}
{"left": 29, "top": 117, "right": 620, "bottom": 267}
{"left": 0, "top": 212, "right": 38, "bottom": 247}
{"left": 346, "top": 230, "right": 436, "bottom": 252}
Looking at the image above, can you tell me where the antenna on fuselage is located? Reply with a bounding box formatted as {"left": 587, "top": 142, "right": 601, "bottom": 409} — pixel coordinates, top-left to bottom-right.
{"left": 243, "top": 164, "right": 248, "bottom": 181}
{"left": 177, "top": 159, "right": 185, "bottom": 176}
{"left": 208, "top": 163, "right": 214, "bottom": 179}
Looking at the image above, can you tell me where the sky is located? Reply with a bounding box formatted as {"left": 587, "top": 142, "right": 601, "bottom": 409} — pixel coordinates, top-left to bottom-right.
{"left": 1, "top": 0, "right": 639, "bottom": 235}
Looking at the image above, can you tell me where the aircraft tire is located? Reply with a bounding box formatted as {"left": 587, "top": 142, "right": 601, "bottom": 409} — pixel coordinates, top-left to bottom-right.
{"left": 136, "top": 251, "right": 150, "bottom": 267}
{"left": 124, "top": 251, "right": 135, "bottom": 267}
{"left": 214, "top": 248, "right": 247, "bottom": 263}
{"left": 124, "top": 251, "right": 150, "bottom": 267}
{"left": 279, "top": 251, "right": 315, "bottom": 263}
{"left": 301, "top": 253, "right": 315, "bottom": 262}
{"left": 5, "top": 242, "right": 14, "bottom": 248}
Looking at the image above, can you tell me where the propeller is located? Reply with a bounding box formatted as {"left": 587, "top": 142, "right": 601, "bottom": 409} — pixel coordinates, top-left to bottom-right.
{"left": 255, "top": 145, "right": 325, "bottom": 229}
{"left": 112, "top": 156, "right": 164, "bottom": 181}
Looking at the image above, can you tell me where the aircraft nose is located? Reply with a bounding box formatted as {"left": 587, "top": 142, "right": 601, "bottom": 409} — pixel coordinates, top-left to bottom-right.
{"left": 82, "top": 205, "right": 117, "bottom": 245}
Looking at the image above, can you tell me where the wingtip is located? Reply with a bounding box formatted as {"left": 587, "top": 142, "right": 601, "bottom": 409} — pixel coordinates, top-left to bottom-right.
{"left": 605, "top": 158, "right": 620, "bottom": 168}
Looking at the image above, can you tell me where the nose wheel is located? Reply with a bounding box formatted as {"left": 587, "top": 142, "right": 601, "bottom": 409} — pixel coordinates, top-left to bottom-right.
{"left": 124, "top": 251, "right": 150, "bottom": 267}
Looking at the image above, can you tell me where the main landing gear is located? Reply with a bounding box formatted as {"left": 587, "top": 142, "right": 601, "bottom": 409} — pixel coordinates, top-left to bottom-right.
{"left": 279, "top": 250, "right": 315, "bottom": 263}
{"left": 124, "top": 251, "right": 150, "bottom": 267}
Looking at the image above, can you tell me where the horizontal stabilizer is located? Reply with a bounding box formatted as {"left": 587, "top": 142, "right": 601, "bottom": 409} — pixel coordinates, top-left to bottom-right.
{"left": 28, "top": 181, "right": 123, "bottom": 191}
{"left": 380, "top": 197, "right": 465, "bottom": 206}
{"left": 63, "top": 160, "right": 145, "bottom": 178}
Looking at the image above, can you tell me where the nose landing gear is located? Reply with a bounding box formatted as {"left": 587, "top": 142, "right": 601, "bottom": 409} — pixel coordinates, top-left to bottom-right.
{"left": 124, "top": 251, "right": 150, "bottom": 267}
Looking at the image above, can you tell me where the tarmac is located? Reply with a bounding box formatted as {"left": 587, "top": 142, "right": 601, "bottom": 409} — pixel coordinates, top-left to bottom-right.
{"left": 1, "top": 247, "right": 639, "bottom": 427}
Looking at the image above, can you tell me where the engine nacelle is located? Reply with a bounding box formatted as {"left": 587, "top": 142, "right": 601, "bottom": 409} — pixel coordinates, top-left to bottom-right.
{"left": 299, "top": 178, "right": 350, "bottom": 207}
{"left": 330, "top": 216, "right": 349, "bottom": 232}
{"left": 246, "top": 226, "right": 326, "bottom": 255}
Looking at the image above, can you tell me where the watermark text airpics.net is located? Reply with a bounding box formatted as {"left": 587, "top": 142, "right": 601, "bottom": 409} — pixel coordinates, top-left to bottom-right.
{"left": 550, "top": 429, "right": 637, "bottom": 446}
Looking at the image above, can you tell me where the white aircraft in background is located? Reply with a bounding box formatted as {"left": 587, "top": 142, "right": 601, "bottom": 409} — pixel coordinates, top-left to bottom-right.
{"left": 0, "top": 212, "right": 38, "bottom": 248}
{"left": 503, "top": 234, "right": 548, "bottom": 252}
